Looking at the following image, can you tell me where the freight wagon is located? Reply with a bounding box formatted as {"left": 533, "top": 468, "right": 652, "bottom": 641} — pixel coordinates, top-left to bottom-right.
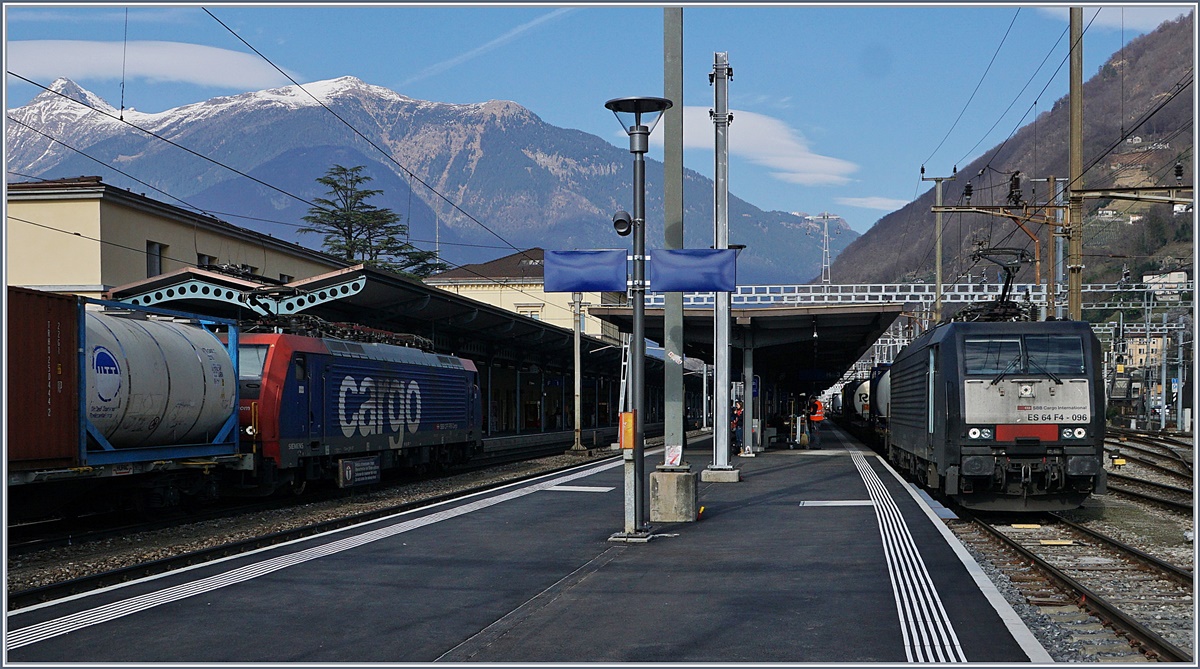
{"left": 7, "top": 287, "right": 244, "bottom": 519}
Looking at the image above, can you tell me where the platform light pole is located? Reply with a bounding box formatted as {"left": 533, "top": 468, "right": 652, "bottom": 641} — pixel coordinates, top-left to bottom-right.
{"left": 605, "top": 95, "right": 672, "bottom": 538}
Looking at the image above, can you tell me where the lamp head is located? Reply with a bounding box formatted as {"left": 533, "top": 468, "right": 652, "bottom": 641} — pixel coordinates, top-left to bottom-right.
{"left": 604, "top": 96, "right": 673, "bottom": 140}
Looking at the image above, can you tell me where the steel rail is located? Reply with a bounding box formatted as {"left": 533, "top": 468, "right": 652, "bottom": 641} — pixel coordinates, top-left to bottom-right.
{"left": 1103, "top": 445, "right": 1194, "bottom": 483}
{"left": 1105, "top": 483, "right": 1194, "bottom": 513}
{"left": 1106, "top": 472, "right": 1193, "bottom": 498}
{"left": 975, "top": 519, "right": 1193, "bottom": 663}
{"left": 1050, "top": 513, "right": 1194, "bottom": 587}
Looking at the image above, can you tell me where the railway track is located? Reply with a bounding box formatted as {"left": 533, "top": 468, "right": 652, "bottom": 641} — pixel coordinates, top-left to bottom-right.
{"left": 1105, "top": 474, "right": 1194, "bottom": 513}
{"left": 1104, "top": 443, "right": 1193, "bottom": 484}
{"left": 1107, "top": 428, "right": 1194, "bottom": 473}
{"left": 950, "top": 515, "right": 1193, "bottom": 662}
{"left": 1101, "top": 427, "right": 1193, "bottom": 514}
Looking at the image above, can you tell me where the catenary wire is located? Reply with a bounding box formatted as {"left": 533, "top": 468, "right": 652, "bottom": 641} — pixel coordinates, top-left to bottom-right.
{"left": 923, "top": 8, "right": 1020, "bottom": 168}
{"left": 201, "top": 7, "right": 535, "bottom": 264}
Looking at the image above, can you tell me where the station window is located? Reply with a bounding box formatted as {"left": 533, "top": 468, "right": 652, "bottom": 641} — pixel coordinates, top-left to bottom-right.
{"left": 279, "top": 273, "right": 294, "bottom": 283}
{"left": 197, "top": 253, "right": 217, "bottom": 267}
{"left": 517, "top": 305, "right": 543, "bottom": 320}
{"left": 147, "top": 241, "right": 167, "bottom": 277}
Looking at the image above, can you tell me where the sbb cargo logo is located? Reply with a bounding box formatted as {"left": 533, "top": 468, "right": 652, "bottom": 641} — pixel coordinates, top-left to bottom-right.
{"left": 337, "top": 376, "right": 422, "bottom": 446}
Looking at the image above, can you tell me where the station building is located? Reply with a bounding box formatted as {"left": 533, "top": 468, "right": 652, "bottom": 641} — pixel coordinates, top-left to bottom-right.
{"left": 424, "top": 248, "right": 625, "bottom": 344}
{"left": 6, "top": 176, "right": 349, "bottom": 298}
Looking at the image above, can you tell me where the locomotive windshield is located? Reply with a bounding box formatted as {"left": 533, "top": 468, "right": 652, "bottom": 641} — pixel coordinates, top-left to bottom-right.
{"left": 1025, "top": 335, "right": 1086, "bottom": 375}
{"left": 239, "top": 344, "right": 269, "bottom": 380}
{"left": 238, "top": 344, "right": 270, "bottom": 400}
{"left": 963, "top": 337, "right": 1022, "bottom": 375}
{"left": 963, "top": 335, "right": 1086, "bottom": 376}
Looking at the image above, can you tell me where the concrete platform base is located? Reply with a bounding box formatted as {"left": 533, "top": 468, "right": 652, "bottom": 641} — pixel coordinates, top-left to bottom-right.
{"left": 700, "top": 467, "right": 741, "bottom": 483}
{"left": 649, "top": 470, "right": 697, "bottom": 522}
{"left": 607, "top": 532, "right": 654, "bottom": 543}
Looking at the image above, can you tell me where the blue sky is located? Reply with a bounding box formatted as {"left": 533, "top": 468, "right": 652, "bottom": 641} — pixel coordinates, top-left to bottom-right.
{"left": 4, "top": 3, "right": 1194, "bottom": 233}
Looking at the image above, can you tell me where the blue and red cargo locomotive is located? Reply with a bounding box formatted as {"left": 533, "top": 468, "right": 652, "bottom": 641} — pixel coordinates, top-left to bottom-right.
{"left": 233, "top": 332, "right": 481, "bottom": 494}
{"left": 7, "top": 287, "right": 482, "bottom": 519}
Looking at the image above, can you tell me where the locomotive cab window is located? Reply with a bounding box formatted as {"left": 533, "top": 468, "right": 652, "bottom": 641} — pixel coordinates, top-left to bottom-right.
{"left": 239, "top": 344, "right": 270, "bottom": 399}
{"left": 239, "top": 345, "right": 269, "bottom": 380}
{"left": 963, "top": 337, "right": 1022, "bottom": 375}
{"left": 1025, "top": 335, "right": 1085, "bottom": 375}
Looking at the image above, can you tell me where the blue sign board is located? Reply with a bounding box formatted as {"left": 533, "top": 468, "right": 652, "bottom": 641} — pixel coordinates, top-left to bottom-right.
{"left": 650, "top": 249, "right": 737, "bottom": 292}
{"left": 545, "top": 248, "right": 738, "bottom": 293}
{"left": 544, "top": 250, "right": 627, "bottom": 292}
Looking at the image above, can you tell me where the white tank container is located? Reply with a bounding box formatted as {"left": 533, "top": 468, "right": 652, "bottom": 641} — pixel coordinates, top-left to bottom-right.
{"left": 852, "top": 380, "right": 870, "bottom": 420}
{"left": 876, "top": 370, "right": 891, "bottom": 420}
{"left": 85, "top": 312, "right": 235, "bottom": 448}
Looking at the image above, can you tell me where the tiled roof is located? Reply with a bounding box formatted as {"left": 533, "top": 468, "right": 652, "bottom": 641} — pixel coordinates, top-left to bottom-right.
{"left": 427, "top": 248, "right": 545, "bottom": 282}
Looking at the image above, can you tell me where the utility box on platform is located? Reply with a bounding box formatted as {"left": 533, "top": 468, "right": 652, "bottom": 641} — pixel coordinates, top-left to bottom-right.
{"left": 650, "top": 469, "right": 698, "bottom": 522}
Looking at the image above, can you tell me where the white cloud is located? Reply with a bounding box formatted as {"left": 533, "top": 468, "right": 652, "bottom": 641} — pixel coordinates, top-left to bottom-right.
{"left": 651, "top": 106, "right": 858, "bottom": 187}
{"left": 7, "top": 40, "right": 294, "bottom": 89}
{"left": 1037, "top": 6, "right": 1192, "bottom": 31}
{"left": 836, "top": 196, "right": 910, "bottom": 212}
{"left": 7, "top": 8, "right": 196, "bottom": 24}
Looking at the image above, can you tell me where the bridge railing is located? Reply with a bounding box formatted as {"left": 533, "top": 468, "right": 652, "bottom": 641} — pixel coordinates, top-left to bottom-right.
{"left": 641, "top": 282, "right": 1192, "bottom": 309}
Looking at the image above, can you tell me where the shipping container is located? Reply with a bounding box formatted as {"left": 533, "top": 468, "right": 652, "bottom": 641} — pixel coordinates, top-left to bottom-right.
{"left": 7, "top": 287, "right": 241, "bottom": 474}
{"left": 8, "top": 287, "right": 81, "bottom": 469}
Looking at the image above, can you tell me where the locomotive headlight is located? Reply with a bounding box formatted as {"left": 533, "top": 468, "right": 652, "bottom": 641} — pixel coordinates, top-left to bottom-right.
{"left": 1061, "top": 428, "right": 1073, "bottom": 439}
{"left": 1073, "top": 427, "right": 1087, "bottom": 439}
{"left": 245, "top": 425, "right": 257, "bottom": 437}
{"left": 980, "top": 428, "right": 993, "bottom": 439}
{"left": 968, "top": 428, "right": 981, "bottom": 439}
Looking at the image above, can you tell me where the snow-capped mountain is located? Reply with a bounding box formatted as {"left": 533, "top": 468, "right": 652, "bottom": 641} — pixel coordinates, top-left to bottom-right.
{"left": 7, "top": 76, "right": 856, "bottom": 281}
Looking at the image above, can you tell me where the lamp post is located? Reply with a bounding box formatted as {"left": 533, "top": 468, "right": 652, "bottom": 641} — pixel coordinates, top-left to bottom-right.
{"left": 605, "top": 95, "right": 672, "bottom": 537}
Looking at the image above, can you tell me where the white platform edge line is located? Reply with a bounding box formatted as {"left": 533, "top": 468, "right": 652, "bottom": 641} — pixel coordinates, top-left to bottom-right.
{"left": 8, "top": 455, "right": 629, "bottom": 617}
{"left": 873, "top": 452, "right": 1055, "bottom": 663}
{"left": 547, "top": 486, "right": 615, "bottom": 493}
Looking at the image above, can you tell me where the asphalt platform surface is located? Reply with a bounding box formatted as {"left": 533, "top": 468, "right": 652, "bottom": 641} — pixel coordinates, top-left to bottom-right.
{"left": 5, "top": 423, "right": 1050, "bottom": 664}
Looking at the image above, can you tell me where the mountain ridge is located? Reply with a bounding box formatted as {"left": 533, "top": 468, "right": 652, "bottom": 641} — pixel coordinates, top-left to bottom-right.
{"left": 830, "top": 12, "right": 1193, "bottom": 289}
{"left": 7, "top": 76, "right": 856, "bottom": 283}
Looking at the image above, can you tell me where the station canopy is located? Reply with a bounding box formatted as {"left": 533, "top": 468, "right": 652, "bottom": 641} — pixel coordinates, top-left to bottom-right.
{"left": 587, "top": 303, "right": 904, "bottom": 396}
{"left": 106, "top": 265, "right": 629, "bottom": 374}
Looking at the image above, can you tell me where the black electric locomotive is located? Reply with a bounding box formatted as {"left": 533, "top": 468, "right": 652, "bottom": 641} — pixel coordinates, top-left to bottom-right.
{"left": 886, "top": 320, "right": 1107, "bottom": 511}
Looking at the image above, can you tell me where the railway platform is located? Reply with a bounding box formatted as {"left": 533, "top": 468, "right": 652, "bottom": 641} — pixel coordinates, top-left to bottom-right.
{"left": 5, "top": 424, "right": 1051, "bottom": 663}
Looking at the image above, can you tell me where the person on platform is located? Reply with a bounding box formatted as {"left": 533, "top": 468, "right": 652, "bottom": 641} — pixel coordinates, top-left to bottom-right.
{"left": 731, "top": 400, "right": 745, "bottom": 457}
{"left": 808, "top": 396, "right": 825, "bottom": 449}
